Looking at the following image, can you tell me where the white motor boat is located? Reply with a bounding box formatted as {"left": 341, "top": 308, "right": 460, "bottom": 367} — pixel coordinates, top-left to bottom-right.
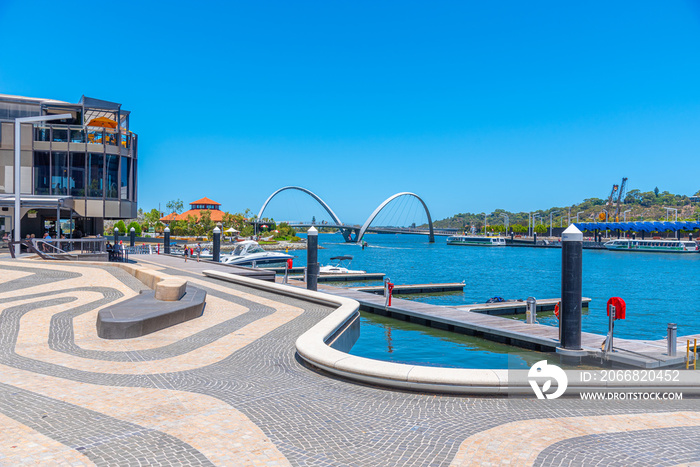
{"left": 319, "top": 255, "right": 366, "bottom": 274}
{"left": 221, "top": 240, "right": 293, "bottom": 266}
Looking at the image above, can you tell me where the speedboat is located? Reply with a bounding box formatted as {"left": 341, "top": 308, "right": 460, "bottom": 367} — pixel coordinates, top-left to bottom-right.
{"left": 319, "top": 255, "right": 366, "bottom": 274}
{"left": 447, "top": 235, "right": 506, "bottom": 246}
{"left": 221, "top": 240, "right": 293, "bottom": 266}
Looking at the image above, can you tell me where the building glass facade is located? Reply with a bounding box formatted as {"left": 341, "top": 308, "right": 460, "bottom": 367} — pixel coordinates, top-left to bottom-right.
{"left": 0, "top": 94, "right": 138, "bottom": 238}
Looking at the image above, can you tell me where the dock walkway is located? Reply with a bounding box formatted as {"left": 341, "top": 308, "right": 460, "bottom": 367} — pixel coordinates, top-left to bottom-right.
{"left": 318, "top": 283, "right": 686, "bottom": 369}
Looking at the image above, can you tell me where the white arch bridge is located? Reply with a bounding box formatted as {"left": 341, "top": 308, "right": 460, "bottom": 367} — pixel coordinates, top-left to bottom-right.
{"left": 256, "top": 186, "right": 458, "bottom": 243}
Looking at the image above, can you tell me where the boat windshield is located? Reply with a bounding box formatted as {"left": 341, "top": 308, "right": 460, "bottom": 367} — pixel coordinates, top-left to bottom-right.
{"left": 232, "top": 242, "right": 266, "bottom": 256}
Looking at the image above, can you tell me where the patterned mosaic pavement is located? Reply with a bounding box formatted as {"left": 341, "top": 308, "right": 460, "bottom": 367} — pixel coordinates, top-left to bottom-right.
{"left": 0, "top": 256, "right": 698, "bottom": 466}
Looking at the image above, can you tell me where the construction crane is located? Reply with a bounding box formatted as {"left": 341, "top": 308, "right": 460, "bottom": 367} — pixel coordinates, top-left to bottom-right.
{"left": 601, "top": 184, "right": 619, "bottom": 221}
{"left": 599, "top": 178, "right": 628, "bottom": 221}
{"left": 615, "top": 177, "right": 628, "bottom": 221}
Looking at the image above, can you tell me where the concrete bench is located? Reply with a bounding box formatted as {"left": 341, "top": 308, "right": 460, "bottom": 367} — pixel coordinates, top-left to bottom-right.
{"left": 97, "top": 285, "right": 206, "bottom": 339}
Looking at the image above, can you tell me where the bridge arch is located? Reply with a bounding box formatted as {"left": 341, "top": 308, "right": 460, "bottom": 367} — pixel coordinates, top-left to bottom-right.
{"left": 257, "top": 186, "right": 344, "bottom": 226}
{"left": 356, "top": 192, "right": 434, "bottom": 243}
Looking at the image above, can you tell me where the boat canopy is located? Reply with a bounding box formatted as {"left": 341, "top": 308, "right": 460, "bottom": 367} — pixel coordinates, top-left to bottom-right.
{"left": 574, "top": 221, "right": 700, "bottom": 232}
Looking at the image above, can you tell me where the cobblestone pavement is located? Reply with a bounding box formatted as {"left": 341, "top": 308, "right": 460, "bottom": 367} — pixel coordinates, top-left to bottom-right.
{"left": 0, "top": 257, "right": 698, "bottom": 466}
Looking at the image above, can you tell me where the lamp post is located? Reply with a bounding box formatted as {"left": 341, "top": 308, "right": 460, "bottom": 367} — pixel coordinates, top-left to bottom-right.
{"left": 483, "top": 213, "right": 487, "bottom": 235}
{"left": 500, "top": 214, "right": 509, "bottom": 235}
{"left": 576, "top": 211, "right": 584, "bottom": 223}
{"left": 13, "top": 113, "right": 72, "bottom": 257}
{"left": 664, "top": 207, "right": 677, "bottom": 222}
{"left": 549, "top": 211, "right": 560, "bottom": 237}
{"left": 623, "top": 209, "right": 632, "bottom": 222}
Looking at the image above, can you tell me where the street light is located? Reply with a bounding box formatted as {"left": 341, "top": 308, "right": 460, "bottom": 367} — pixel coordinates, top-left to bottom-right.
{"left": 623, "top": 209, "right": 632, "bottom": 222}
{"left": 13, "top": 113, "right": 73, "bottom": 257}
{"left": 483, "top": 213, "right": 487, "bottom": 235}
{"left": 576, "top": 211, "right": 584, "bottom": 223}
{"left": 500, "top": 213, "right": 509, "bottom": 235}
{"left": 549, "top": 211, "right": 560, "bottom": 237}
{"left": 664, "top": 207, "right": 678, "bottom": 222}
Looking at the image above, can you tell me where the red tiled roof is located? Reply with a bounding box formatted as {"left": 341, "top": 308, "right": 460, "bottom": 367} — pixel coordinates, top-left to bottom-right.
{"left": 190, "top": 197, "right": 220, "bottom": 206}
{"left": 160, "top": 209, "right": 226, "bottom": 223}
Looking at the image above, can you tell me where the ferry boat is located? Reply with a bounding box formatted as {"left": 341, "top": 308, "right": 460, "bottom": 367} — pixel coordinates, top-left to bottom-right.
{"left": 604, "top": 239, "right": 699, "bottom": 253}
{"left": 446, "top": 235, "right": 506, "bottom": 246}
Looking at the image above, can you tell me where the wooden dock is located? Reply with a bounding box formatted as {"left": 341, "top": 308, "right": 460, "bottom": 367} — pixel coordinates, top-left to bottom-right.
{"left": 452, "top": 297, "right": 591, "bottom": 315}
{"left": 316, "top": 283, "right": 686, "bottom": 369}
{"left": 354, "top": 282, "right": 464, "bottom": 295}
{"left": 289, "top": 272, "right": 386, "bottom": 282}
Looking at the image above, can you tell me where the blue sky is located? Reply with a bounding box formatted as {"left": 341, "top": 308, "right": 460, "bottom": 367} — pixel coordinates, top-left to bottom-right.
{"left": 1, "top": 1, "right": 699, "bottom": 224}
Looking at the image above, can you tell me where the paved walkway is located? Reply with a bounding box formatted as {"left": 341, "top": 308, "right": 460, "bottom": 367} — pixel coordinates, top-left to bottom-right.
{"left": 0, "top": 256, "right": 698, "bottom": 466}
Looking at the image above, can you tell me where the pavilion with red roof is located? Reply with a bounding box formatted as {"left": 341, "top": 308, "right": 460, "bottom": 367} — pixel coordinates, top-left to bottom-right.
{"left": 160, "top": 197, "right": 226, "bottom": 223}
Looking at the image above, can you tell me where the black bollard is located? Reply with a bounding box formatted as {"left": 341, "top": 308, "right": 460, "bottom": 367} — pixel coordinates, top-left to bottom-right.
{"left": 533, "top": 232, "right": 537, "bottom": 245}
{"left": 129, "top": 227, "right": 135, "bottom": 247}
{"left": 632, "top": 232, "right": 636, "bottom": 240}
{"left": 307, "top": 226, "right": 319, "bottom": 291}
{"left": 641, "top": 230, "right": 645, "bottom": 240}
{"left": 617, "top": 229, "right": 620, "bottom": 239}
{"left": 560, "top": 225, "right": 583, "bottom": 350}
{"left": 213, "top": 227, "right": 221, "bottom": 262}
{"left": 676, "top": 230, "right": 681, "bottom": 240}
{"left": 113, "top": 227, "right": 119, "bottom": 246}
{"left": 690, "top": 233, "right": 693, "bottom": 242}
{"left": 164, "top": 227, "right": 170, "bottom": 254}
{"left": 511, "top": 232, "right": 514, "bottom": 241}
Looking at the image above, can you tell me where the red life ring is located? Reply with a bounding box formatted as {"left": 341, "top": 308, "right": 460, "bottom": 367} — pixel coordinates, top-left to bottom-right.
{"left": 554, "top": 301, "right": 560, "bottom": 319}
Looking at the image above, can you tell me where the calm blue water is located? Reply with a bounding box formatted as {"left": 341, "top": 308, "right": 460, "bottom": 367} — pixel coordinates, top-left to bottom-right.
{"left": 294, "top": 232, "right": 700, "bottom": 340}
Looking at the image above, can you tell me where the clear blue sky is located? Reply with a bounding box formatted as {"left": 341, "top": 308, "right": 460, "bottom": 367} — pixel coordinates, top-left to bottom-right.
{"left": 1, "top": 1, "right": 699, "bottom": 224}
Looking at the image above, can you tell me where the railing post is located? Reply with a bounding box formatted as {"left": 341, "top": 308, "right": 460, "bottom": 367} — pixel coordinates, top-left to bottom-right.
{"left": 129, "top": 227, "right": 135, "bottom": 247}
{"left": 213, "top": 227, "right": 221, "bottom": 263}
{"left": 164, "top": 227, "right": 170, "bottom": 254}
{"left": 306, "top": 226, "right": 319, "bottom": 291}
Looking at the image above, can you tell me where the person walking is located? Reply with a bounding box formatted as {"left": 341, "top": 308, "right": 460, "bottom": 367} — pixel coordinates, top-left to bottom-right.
{"left": 183, "top": 243, "right": 189, "bottom": 262}
{"left": 195, "top": 242, "right": 202, "bottom": 262}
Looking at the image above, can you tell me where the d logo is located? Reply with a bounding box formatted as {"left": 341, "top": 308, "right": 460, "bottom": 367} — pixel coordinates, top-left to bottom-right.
{"left": 528, "top": 360, "right": 568, "bottom": 400}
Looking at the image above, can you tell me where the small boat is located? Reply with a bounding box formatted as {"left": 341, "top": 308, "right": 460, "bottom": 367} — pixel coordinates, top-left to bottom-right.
{"left": 447, "top": 235, "right": 506, "bottom": 246}
{"left": 604, "top": 239, "right": 699, "bottom": 253}
{"left": 319, "top": 255, "right": 366, "bottom": 274}
{"left": 221, "top": 240, "right": 293, "bottom": 266}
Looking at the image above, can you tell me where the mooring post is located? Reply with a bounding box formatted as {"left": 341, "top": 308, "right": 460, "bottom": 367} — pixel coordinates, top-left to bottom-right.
{"left": 560, "top": 224, "right": 583, "bottom": 350}
{"left": 690, "top": 233, "right": 693, "bottom": 242}
{"left": 129, "top": 227, "right": 135, "bottom": 247}
{"left": 113, "top": 227, "right": 119, "bottom": 246}
{"left": 533, "top": 232, "right": 537, "bottom": 245}
{"left": 307, "top": 226, "right": 319, "bottom": 291}
{"left": 667, "top": 323, "right": 677, "bottom": 356}
{"left": 213, "top": 226, "right": 221, "bottom": 263}
{"left": 164, "top": 227, "right": 170, "bottom": 254}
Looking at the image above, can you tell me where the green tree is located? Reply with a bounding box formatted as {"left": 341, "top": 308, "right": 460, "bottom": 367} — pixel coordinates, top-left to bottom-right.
{"left": 654, "top": 187, "right": 660, "bottom": 197}
{"left": 166, "top": 198, "right": 184, "bottom": 214}
{"left": 140, "top": 222, "right": 149, "bottom": 233}
{"left": 144, "top": 208, "right": 162, "bottom": 226}
{"left": 534, "top": 224, "right": 547, "bottom": 234}
{"left": 113, "top": 220, "right": 127, "bottom": 234}
{"left": 126, "top": 221, "right": 142, "bottom": 236}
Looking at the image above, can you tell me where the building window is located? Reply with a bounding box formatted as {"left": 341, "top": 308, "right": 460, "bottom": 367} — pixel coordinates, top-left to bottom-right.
{"left": 70, "top": 153, "right": 85, "bottom": 197}
{"left": 88, "top": 153, "right": 103, "bottom": 198}
{"left": 132, "top": 160, "right": 137, "bottom": 202}
{"left": 52, "top": 127, "right": 68, "bottom": 143}
{"left": 120, "top": 156, "right": 130, "bottom": 200}
{"left": 70, "top": 129, "right": 85, "bottom": 143}
{"left": 51, "top": 152, "right": 68, "bottom": 195}
{"left": 106, "top": 154, "right": 119, "bottom": 199}
{"left": 33, "top": 151, "right": 50, "bottom": 195}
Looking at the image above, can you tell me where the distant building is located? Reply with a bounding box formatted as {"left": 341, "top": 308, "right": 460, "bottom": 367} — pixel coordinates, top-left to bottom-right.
{"left": 0, "top": 94, "right": 138, "bottom": 238}
{"left": 160, "top": 197, "right": 225, "bottom": 223}
{"left": 690, "top": 196, "right": 700, "bottom": 203}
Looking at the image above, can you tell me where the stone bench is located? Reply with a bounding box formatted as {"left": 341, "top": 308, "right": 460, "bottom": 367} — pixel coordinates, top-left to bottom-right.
{"left": 97, "top": 285, "right": 206, "bottom": 339}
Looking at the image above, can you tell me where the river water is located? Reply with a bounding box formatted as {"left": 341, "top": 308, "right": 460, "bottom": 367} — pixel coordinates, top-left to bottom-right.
{"left": 291, "top": 232, "right": 700, "bottom": 367}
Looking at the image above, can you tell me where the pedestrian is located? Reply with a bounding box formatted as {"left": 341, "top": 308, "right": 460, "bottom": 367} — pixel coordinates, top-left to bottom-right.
{"left": 195, "top": 242, "right": 202, "bottom": 262}
{"left": 183, "top": 243, "right": 188, "bottom": 262}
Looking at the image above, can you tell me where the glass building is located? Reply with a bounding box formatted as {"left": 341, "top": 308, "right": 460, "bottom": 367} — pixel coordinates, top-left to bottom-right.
{"left": 0, "top": 94, "right": 138, "bottom": 238}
